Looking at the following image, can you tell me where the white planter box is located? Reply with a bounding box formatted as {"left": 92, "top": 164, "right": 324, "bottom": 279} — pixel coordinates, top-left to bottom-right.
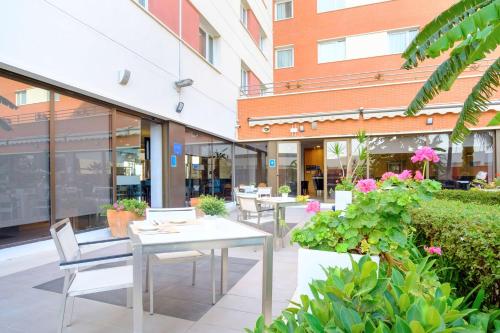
{"left": 293, "top": 248, "right": 379, "bottom": 301}
{"left": 334, "top": 190, "right": 352, "bottom": 211}
{"left": 281, "top": 193, "right": 289, "bottom": 198}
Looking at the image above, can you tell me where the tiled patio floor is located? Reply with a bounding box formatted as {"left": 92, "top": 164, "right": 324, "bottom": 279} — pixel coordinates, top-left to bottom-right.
{"left": 0, "top": 207, "right": 315, "bottom": 333}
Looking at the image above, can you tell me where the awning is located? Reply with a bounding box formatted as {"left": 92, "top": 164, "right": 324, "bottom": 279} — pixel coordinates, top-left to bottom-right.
{"left": 248, "top": 101, "right": 500, "bottom": 127}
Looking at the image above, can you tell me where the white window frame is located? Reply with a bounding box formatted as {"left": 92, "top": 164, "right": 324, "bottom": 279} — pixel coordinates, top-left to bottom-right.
{"left": 259, "top": 32, "right": 266, "bottom": 51}
{"left": 241, "top": 68, "right": 249, "bottom": 94}
{"left": 388, "top": 28, "right": 419, "bottom": 54}
{"left": 199, "top": 27, "right": 215, "bottom": 65}
{"left": 137, "top": 0, "right": 148, "bottom": 9}
{"left": 275, "top": 0, "right": 293, "bottom": 21}
{"left": 317, "top": 38, "right": 346, "bottom": 63}
{"left": 275, "top": 46, "right": 294, "bottom": 69}
{"left": 15, "top": 90, "right": 27, "bottom": 106}
{"left": 240, "top": 4, "right": 249, "bottom": 27}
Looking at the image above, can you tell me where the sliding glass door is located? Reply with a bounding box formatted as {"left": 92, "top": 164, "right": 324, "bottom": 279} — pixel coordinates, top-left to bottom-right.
{"left": 277, "top": 141, "right": 300, "bottom": 196}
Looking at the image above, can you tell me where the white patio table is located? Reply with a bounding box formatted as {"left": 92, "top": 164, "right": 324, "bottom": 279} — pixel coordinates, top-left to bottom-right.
{"left": 128, "top": 218, "right": 274, "bottom": 333}
{"left": 257, "top": 196, "right": 304, "bottom": 249}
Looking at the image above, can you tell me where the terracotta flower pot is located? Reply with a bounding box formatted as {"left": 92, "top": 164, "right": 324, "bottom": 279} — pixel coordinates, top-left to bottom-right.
{"left": 107, "top": 209, "right": 144, "bottom": 237}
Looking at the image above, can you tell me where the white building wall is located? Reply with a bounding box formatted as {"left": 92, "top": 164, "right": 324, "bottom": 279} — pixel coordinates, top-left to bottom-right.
{"left": 0, "top": 0, "right": 273, "bottom": 141}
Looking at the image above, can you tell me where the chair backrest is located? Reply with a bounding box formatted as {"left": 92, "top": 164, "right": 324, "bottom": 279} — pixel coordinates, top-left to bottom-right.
{"left": 146, "top": 207, "right": 196, "bottom": 222}
{"left": 257, "top": 187, "right": 272, "bottom": 197}
{"left": 50, "top": 218, "right": 81, "bottom": 263}
{"left": 239, "top": 196, "right": 258, "bottom": 213}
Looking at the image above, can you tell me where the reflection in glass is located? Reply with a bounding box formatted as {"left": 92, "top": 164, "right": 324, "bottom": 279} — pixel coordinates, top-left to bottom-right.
{"left": 278, "top": 142, "right": 298, "bottom": 195}
{"left": 212, "top": 139, "right": 233, "bottom": 200}
{"left": 234, "top": 142, "right": 268, "bottom": 187}
{"left": 0, "top": 77, "right": 50, "bottom": 245}
{"left": 325, "top": 140, "right": 347, "bottom": 194}
{"left": 185, "top": 129, "right": 213, "bottom": 202}
{"left": 55, "top": 96, "right": 112, "bottom": 231}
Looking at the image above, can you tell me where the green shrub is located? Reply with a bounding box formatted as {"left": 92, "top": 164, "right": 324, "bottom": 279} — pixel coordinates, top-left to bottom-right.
{"left": 198, "top": 195, "right": 227, "bottom": 216}
{"left": 435, "top": 189, "right": 500, "bottom": 206}
{"left": 278, "top": 185, "right": 291, "bottom": 194}
{"left": 411, "top": 199, "right": 500, "bottom": 307}
{"left": 246, "top": 257, "right": 499, "bottom": 332}
{"left": 101, "top": 198, "right": 148, "bottom": 217}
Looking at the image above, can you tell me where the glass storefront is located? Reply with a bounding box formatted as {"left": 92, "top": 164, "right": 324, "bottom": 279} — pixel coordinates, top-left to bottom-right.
{"left": 0, "top": 77, "right": 50, "bottom": 245}
{"left": 278, "top": 142, "right": 299, "bottom": 196}
{"left": 234, "top": 142, "right": 268, "bottom": 187}
{"left": 185, "top": 128, "right": 234, "bottom": 204}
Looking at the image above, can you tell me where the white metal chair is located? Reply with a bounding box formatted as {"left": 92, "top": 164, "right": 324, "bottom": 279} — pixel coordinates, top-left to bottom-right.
{"left": 238, "top": 196, "right": 274, "bottom": 228}
{"left": 145, "top": 207, "right": 216, "bottom": 314}
{"left": 50, "top": 218, "right": 133, "bottom": 333}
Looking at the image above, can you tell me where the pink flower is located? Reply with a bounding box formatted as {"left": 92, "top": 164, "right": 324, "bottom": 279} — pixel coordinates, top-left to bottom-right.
{"left": 411, "top": 146, "right": 440, "bottom": 164}
{"left": 305, "top": 200, "right": 320, "bottom": 213}
{"left": 398, "top": 170, "right": 413, "bottom": 181}
{"left": 414, "top": 170, "right": 424, "bottom": 181}
{"left": 424, "top": 246, "right": 442, "bottom": 256}
{"left": 381, "top": 172, "right": 397, "bottom": 181}
{"left": 356, "top": 179, "right": 377, "bottom": 193}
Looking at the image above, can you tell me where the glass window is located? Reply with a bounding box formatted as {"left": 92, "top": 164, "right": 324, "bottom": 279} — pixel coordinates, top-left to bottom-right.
{"left": 317, "top": 0, "right": 346, "bottom": 12}
{"left": 325, "top": 140, "right": 348, "bottom": 194}
{"left": 54, "top": 96, "right": 112, "bottom": 231}
{"left": 0, "top": 77, "right": 50, "bottom": 246}
{"left": 318, "top": 39, "right": 346, "bottom": 63}
{"left": 276, "top": 0, "right": 293, "bottom": 20}
{"left": 199, "top": 27, "right": 215, "bottom": 65}
{"left": 235, "top": 142, "right": 268, "bottom": 188}
{"left": 276, "top": 47, "right": 294, "bottom": 68}
{"left": 278, "top": 142, "right": 299, "bottom": 196}
{"left": 138, "top": 0, "right": 148, "bottom": 8}
{"left": 259, "top": 33, "right": 266, "bottom": 51}
{"left": 240, "top": 4, "right": 248, "bottom": 27}
{"left": 212, "top": 139, "right": 233, "bottom": 201}
{"left": 388, "top": 28, "right": 418, "bottom": 54}
{"left": 241, "top": 68, "right": 249, "bottom": 94}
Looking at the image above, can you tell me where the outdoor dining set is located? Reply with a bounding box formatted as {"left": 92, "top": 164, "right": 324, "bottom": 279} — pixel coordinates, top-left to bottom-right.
{"left": 49, "top": 185, "right": 306, "bottom": 333}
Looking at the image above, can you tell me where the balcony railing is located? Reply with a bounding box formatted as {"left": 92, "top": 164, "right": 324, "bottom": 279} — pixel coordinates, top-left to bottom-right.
{"left": 239, "top": 59, "right": 495, "bottom": 97}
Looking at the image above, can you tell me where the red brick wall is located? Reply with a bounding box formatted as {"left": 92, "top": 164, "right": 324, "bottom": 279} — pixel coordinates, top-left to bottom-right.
{"left": 247, "top": 9, "right": 261, "bottom": 45}
{"left": 148, "top": 0, "right": 180, "bottom": 34}
{"left": 182, "top": 0, "right": 201, "bottom": 52}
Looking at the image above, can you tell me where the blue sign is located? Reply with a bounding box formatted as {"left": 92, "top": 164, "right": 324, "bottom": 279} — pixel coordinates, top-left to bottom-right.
{"left": 173, "top": 143, "right": 182, "bottom": 155}
{"left": 170, "top": 155, "right": 177, "bottom": 168}
{"left": 269, "top": 159, "right": 276, "bottom": 168}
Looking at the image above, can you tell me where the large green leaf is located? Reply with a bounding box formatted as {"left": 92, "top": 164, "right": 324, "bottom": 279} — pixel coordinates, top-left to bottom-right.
{"left": 487, "top": 110, "right": 500, "bottom": 125}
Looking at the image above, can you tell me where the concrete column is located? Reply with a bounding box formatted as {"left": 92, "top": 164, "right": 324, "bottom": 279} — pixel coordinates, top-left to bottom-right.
{"left": 150, "top": 123, "right": 163, "bottom": 208}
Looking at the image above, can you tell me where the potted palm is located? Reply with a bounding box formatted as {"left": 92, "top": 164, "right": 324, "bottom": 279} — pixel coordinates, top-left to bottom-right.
{"left": 278, "top": 185, "right": 291, "bottom": 198}
{"left": 328, "top": 131, "right": 368, "bottom": 211}
{"left": 101, "top": 199, "right": 148, "bottom": 237}
{"left": 198, "top": 195, "right": 227, "bottom": 219}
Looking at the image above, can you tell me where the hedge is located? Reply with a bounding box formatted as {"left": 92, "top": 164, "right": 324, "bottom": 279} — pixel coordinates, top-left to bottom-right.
{"left": 410, "top": 199, "right": 500, "bottom": 307}
{"left": 435, "top": 189, "right": 500, "bottom": 206}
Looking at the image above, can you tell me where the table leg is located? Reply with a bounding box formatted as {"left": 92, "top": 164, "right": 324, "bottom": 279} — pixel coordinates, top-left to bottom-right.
{"left": 273, "top": 205, "right": 279, "bottom": 249}
{"left": 280, "top": 207, "right": 286, "bottom": 249}
{"left": 220, "top": 248, "right": 228, "bottom": 295}
{"left": 262, "top": 235, "right": 273, "bottom": 325}
{"left": 133, "top": 245, "right": 143, "bottom": 333}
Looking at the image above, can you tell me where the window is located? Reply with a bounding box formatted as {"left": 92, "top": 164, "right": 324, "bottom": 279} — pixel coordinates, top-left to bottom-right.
{"left": 388, "top": 28, "right": 418, "bottom": 54}
{"left": 137, "top": 0, "right": 148, "bottom": 9}
{"left": 275, "top": 0, "right": 293, "bottom": 20}
{"left": 318, "top": 39, "right": 346, "bottom": 63}
{"left": 240, "top": 4, "right": 248, "bottom": 27}
{"left": 259, "top": 32, "right": 266, "bottom": 51}
{"left": 15, "top": 90, "right": 27, "bottom": 106}
{"left": 275, "top": 47, "right": 294, "bottom": 68}
{"left": 241, "top": 68, "right": 249, "bottom": 94}
{"left": 317, "top": 0, "right": 346, "bottom": 12}
{"left": 199, "top": 28, "right": 215, "bottom": 64}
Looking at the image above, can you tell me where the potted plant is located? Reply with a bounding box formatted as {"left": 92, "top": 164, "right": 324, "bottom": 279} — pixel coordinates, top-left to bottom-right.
{"left": 328, "top": 131, "right": 368, "bottom": 211}
{"left": 278, "top": 185, "right": 291, "bottom": 198}
{"left": 291, "top": 156, "right": 442, "bottom": 290}
{"left": 101, "top": 198, "right": 148, "bottom": 237}
{"left": 198, "top": 195, "right": 227, "bottom": 219}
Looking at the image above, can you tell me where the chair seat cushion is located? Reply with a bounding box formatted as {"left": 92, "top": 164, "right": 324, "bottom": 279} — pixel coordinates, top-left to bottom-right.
{"left": 152, "top": 250, "right": 205, "bottom": 262}
{"left": 68, "top": 265, "right": 133, "bottom": 296}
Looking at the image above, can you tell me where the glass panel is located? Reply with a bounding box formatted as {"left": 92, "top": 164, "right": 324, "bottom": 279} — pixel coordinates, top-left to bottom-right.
{"left": 185, "top": 129, "right": 213, "bottom": 201}
{"left": 212, "top": 139, "right": 233, "bottom": 200}
{"left": 318, "top": 39, "right": 345, "bottom": 63}
{"left": 368, "top": 135, "right": 428, "bottom": 179}
{"left": 199, "top": 28, "right": 207, "bottom": 58}
{"left": 317, "top": 0, "right": 346, "bottom": 12}
{"left": 235, "top": 142, "right": 268, "bottom": 188}
{"left": 277, "top": 49, "right": 293, "bottom": 68}
{"left": 325, "top": 140, "right": 347, "bottom": 194}
{"left": 278, "top": 142, "right": 298, "bottom": 195}
{"left": 276, "top": 1, "right": 292, "bottom": 19}
{"left": 116, "top": 112, "right": 143, "bottom": 201}
{"left": 429, "top": 132, "right": 495, "bottom": 183}
{"left": 54, "top": 95, "right": 111, "bottom": 231}
{"left": 0, "top": 76, "right": 50, "bottom": 245}
{"left": 388, "top": 30, "right": 408, "bottom": 54}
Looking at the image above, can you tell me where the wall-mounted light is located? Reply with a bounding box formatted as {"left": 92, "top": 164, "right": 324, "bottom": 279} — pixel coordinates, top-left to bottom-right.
{"left": 176, "top": 102, "right": 184, "bottom": 113}
{"left": 426, "top": 117, "right": 433, "bottom": 125}
{"left": 175, "top": 79, "right": 194, "bottom": 92}
{"left": 311, "top": 121, "right": 318, "bottom": 130}
{"left": 118, "top": 69, "right": 131, "bottom": 85}
{"left": 262, "top": 126, "right": 270, "bottom": 133}
{"left": 299, "top": 125, "right": 305, "bottom": 132}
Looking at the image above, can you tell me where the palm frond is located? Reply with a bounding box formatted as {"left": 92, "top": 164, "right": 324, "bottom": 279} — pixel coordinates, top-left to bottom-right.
{"left": 487, "top": 111, "right": 500, "bottom": 125}
{"left": 402, "top": 0, "right": 495, "bottom": 68}
{"left": 451, "top": 58, "right": 500, "bottom": 142}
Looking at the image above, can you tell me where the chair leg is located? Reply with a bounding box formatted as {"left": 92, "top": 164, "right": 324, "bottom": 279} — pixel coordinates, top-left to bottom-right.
{"left": 211, "top": 249, "right": 216, "bottom": 305}
{"left": 192, "top": 261, "right": 196, "bottom": 286}
{"left": 149, "top": 259, "right": 154, "bottom": 315}
{"left": 58, "top": 273, "right": 70, "bottom": 333}
{"left": 126, "top": 287, "right": 132, "bottom": 308}
{"left": 65, "top": 296, "right": 75, "bottom": 327}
